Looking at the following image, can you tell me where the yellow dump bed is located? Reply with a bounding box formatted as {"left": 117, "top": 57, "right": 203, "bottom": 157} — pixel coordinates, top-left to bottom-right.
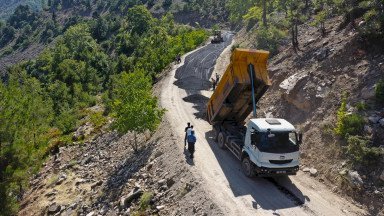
{"left": 207, "top": 48, "right": 271, "bottom": 125}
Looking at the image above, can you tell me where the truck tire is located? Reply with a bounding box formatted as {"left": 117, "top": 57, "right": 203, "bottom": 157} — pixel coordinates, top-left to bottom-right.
{"left": 242, "top": 157, "right": 254, "bottom": 177}
{"left": 213, "top": 127, "right": 219, "bottom": 142}
{"left": 217, "top": 132, "right": 226, "bottom": 149}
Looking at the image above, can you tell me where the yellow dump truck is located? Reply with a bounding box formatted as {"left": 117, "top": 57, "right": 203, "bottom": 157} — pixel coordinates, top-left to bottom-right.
{"left": 207, "top": 48, "right": 302, "bottom": 177}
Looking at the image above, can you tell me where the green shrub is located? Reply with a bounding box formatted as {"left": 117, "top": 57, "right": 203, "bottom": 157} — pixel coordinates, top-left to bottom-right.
{"left": 90, "top": 111, "right": 107, "bottom": 129}
{"left": 2, "top": 47, "right": 13, "bottom": 55}
{"left": 255, "top": 26, "right": 286, "bottom": 55}
{"left": 375, "top": 79, "right": 384, "bottom": 103}
{"left": 342, "top": 114, "right": 365, "bottom": 135}
{"left": 335, "top": 96, "right": 365, "bottom": 137}
{"left": 139, "top": 192, "right": 153, "bottom": 210}
{"left": 55, "top": 109, "right": 77, "bottom": 134}
{"left": 346, "top": 135, "right": 383, "bottom": 166}
{"left": 355, "top": 101, "right": 367, "bottom": 111}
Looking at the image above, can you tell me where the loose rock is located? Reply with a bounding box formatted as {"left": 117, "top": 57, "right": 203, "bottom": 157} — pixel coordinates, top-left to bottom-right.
{"left": 56, "top": 174, "right": 67, "bottom": 185}
{"left": 47, "top": 203, "right": 61, "bottom": 215}
{"left": 86, "top": 211, "right": 95, "bottom": 216}
{"left": 368, "top": 116, "right": 381, "bottom": 124}
{"left": 156, "top": 205, "right": 165, "bottom": 210}
{"left": 347, "top": 171, "right": 363, "bottom": 188}
{"left": 379, "top": 118, "right": 384, "bottom": 127}
{"left": 120, "top": 188, "right": 143, "bottom": 209}
{"left": 158, "top": 179, "right": 167, "bottom": 186}
{"left": 91, "top": 180, "right": 103, "bottom": 189}
{"left": 309, "top": 168, "right": 318, "bottom": 176}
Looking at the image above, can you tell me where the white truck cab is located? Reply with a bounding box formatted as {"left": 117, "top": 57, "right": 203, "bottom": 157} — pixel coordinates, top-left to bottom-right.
{"left": 242, "top": 118, "right": 302, "bottom": 176}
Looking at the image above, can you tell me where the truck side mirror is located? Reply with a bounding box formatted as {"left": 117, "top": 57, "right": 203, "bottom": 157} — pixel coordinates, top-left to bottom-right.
{"left": 251, "top": 132, "right": 257, "bottom": 143}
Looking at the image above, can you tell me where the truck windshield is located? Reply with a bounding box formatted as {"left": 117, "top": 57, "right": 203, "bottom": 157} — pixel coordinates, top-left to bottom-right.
{"left": 255, "top": 132, "right": 299, "bottom": 153}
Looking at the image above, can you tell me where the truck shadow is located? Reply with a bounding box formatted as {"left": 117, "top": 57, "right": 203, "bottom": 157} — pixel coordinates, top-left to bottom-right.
{"left": 182, "top": 93, "right": 209, "bottom": 119}
{"left": 204, "top": 129, "right": 308, "bottom": 211}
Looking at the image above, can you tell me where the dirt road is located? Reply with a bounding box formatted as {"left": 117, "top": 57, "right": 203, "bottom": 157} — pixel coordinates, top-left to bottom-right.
{"left": 160, "top": 33, "right": 367, "bottom": 216}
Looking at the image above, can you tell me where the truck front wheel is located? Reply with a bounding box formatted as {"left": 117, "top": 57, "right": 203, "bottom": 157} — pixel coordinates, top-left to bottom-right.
{"left": 217, "top": 132, "right": 226, "bottom": 149}
{"left": 242, "top": 157, "right": 254, "bottom": 177}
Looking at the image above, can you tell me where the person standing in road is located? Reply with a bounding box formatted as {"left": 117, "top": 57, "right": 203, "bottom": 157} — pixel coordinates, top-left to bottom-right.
{"left": 176, "top": 54, "right": 181, "bottom": 64}
{"left": 184, "top": 122, "right": 191, "bottom": 147}
{"left": 211, "top": 78, "right": 217, "bottom": 90}
{"left": 187, "top": 130, "right": 197, "bottom": 159}
{"left": 215, "top": 73, "right": 220, "bottom": 83}
{"left": 187, "top": 125, "right": 194, "bottom": 136}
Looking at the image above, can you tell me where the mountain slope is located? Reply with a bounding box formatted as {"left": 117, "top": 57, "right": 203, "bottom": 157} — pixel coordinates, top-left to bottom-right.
{"left": 0, "top": 0, "right": 43, "bottom": 20}
{"left": 252, "top": 16, "right": 384, "bottom": 215}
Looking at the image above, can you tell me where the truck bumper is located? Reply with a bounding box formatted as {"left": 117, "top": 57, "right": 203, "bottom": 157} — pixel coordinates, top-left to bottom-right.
{"left": 254, "top": 165, "right": 299, "bottom": 176}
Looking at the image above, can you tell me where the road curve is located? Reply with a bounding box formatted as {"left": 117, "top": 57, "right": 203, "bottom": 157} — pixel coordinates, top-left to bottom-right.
{"left": 160, "top": 33, "right": 366, "bottom": 216}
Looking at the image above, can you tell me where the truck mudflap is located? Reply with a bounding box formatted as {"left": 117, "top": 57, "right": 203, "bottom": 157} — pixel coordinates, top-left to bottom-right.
{"left": 254, "top": 165, "right": 299, "bottom": 176}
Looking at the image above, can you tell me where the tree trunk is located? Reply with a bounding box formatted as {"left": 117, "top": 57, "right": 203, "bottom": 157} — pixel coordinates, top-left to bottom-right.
{"left": 294, "top": 21, "right": 299, "bottom": 45}
{"left": 291, "top": 18, "right": 299, "bottom": 50}
{"left": 262, "top": 0, "right": 267, "bottom": 27}
{"left": 133, "top": 131, "right": 138, "bottom": 153}
{"left": 320, "top": 22, "right": 326, "bottom": 36}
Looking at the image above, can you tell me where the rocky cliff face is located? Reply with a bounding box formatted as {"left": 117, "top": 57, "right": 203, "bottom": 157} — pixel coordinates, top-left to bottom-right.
{"left": 255, "top": 16, "right": 384, "bottom": 214}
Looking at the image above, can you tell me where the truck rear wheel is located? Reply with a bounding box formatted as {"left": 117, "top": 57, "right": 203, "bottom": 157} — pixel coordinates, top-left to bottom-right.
{"left": 242, "top": 157, "right": 254, "bottom": 177}
{"left": 217, "top": 132, "right": 226, "bottom": 149}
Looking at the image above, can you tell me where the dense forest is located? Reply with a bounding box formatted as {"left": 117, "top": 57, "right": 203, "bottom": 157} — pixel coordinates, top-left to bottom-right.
{"left": 1, "top": 0, "right": 384, "bottom": 215}
{"left": 0, "top": 1, "right": 207, "bottom": 214}
{"left": 0, "top": 0, "right": 45, "bottom": 20}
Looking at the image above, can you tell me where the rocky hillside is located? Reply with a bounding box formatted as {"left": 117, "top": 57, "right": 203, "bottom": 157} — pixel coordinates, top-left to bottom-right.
{"left": 18, "top": 117, "right": 221, "bottom": 216}
{"left": 248, "top": 16, "right": 384, "bottom": 214}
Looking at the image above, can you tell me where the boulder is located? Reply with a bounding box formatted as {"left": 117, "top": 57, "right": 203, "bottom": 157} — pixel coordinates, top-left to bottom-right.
{"left": 99, "top": 205, "right": 108, "bottom": 215}
{"left": 157, "top": 179, "right": 167, "bottom": 186}
{"left": 302, "top": 167, "right": 310, "bottom": 172}
{"left": 347, "top": 171, "right": 363, "bottom": 188}
{"left": 120, "top": 188, "right": 143, "bottom": 209}
{"left": 279, "top": 73, "right": 313, "bottom": 112}
{"left": 309, "top": 168, "right": 318, "bottom": 176}
{"left": 368, "top": 116, "right": 381, "bottom": 124}
{"left": 379, "top": 118, "right": 384, "bottom": 127}
{"left": 56, "top": 174, "right": 67, "bottom": 185}
{"left": 47, "top": 203, "right": 61, "bottom": 215}
{"left": 156, "top": 205, "right": 165, "bottom": 210}
{"left": 361, "top": 85, "right": 376, "bottom": 99}
{"left": 314, "top": 47, "right": 330, "bottom": 61}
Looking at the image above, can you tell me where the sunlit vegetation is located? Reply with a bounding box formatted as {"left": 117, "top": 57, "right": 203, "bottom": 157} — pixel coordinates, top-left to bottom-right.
{"left": 0, "top": 4, "right": 207, "bottom": 214}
